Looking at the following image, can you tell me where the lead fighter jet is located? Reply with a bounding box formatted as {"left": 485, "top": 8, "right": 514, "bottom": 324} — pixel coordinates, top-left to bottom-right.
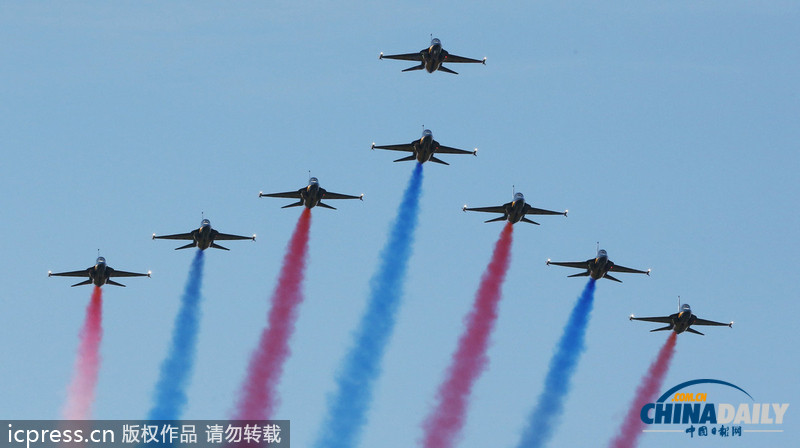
{"left": 546, "top": 248, "right": 650, "bottom": 283}
{"left": 379, "top": 37, "right": 485, "bottom": 74}
{"left": 372, "top": 129, "right": 477, "bottom": 165}
{"left": 259, "top": 177, "right": 363, "bottom": 210}
{"left": 630, "top": 303, "right": 733, "bottom": 335}
{"left": 153, "top": 219, "right": 255, "bottom": 251}
{"left": 49, "top": 256, "right": 150, "bottom": 287}
{"left": 463, "top": 192, "right": 567, "bottom": 224}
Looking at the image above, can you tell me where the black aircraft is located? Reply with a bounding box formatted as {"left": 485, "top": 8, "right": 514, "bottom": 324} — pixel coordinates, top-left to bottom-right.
{"left": 153, "top": 219, "right": 255, "bottom": 251}
{"left": 546, "top": 248, "right": 650, "bottom": 283}
{"left": 372, "top": 129, "right": 477, "bottom": 165}
{"left": 259, "top": 177, "right": 363, "bottom": 210}
{"left": 463, "top": 192, "right": 567, "bottom": 224}
{"left": 379, "top": 37, "right": 485, "bottom": 74}
{"left": 630, "top": 303, "right": 733, "bottom": 335}
{"left": 49, "top": 256, "right": 150, "bottom": 287}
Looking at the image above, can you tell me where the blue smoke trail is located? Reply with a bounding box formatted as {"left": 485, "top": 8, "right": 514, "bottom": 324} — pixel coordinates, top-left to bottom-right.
{"left": 516, "top": 279, "right": 596, "bottom": 448}
{"left": 147, "top": 249, "right": 205, "bottom": 420}
{"left": 314, "top": 163, "right": 423, "bottom": 448}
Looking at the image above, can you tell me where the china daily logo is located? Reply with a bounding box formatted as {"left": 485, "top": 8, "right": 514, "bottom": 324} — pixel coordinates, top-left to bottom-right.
{"left": 641, "top": 379, "right": 789, "bottom": 438}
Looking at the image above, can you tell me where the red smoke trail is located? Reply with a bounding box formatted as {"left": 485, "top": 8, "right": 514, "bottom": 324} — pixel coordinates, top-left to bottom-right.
{"left": 62, "top": 286, "right": 103, "bottom": 419}
{"left": 421, "top": 223, "right": 514, "bottom": 448}
{"left": 234, "top": 208, "right": 312, "bottom": 420}
{"left": 609, "top": 332, "right": 678, "bottom": 448}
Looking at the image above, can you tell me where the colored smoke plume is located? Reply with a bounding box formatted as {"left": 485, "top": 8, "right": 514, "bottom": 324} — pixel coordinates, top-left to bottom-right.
{"left": 516, "top": 279, "right": 597, "bottom": 448}
{"left": 62, "top": 286, "right": 103, "bottom": 420}
{"left": 608, "top": 332, "right": 678, "bottom": 448}
{"left": 314, "top": 163, "right": 424, "bottom": 448}
{"left": 421, "top": 223, "right": 514, "bottom": 448}
{"left": 234, "top": 208, "right": 312, "bottom": 419}
{"left": 147, "top": 249, "right": 205, "bottom": 420}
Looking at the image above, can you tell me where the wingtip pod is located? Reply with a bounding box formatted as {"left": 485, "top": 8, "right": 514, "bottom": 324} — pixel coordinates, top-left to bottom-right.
{"left": 252, "top": 234, "right": 257, "bottom": 241}
{"left": 259, "top": 191, "right": 264, "bottom": 197}
{"left": 546, "top": 258, "right": 551, "bottom": 265}
{"left": 359, "top": 193, "right": 364, "bottom": 201}
{"left": 147, "top": 270, "right": 152, "bottom": 278}
{"left": 729, "top": 321, "right": 734, "bottom": 328}
{"left": 152, "top": 233, "right": 156, "bottom": 240}
{"left": 482, "top": 56, "right": 487, "bottom": 65}
{"left": 48, "top": 270, "right": 52, "bottom": 277}
{"left": 379, "top": 52, "right": 383, "bottom": 60}
{"left": 462, "top": 204, "right": 467, "bottom": 212}
{"left": 371, "top": 142, "right": 375, "bottom": 150}
{"left": 472, "top": 148, "right": 478, "bottom": 156}
{"left": 564, "top": 209, "right": 569, "bottom": 217}
{"left": 647, "top": 268, "right": 652, "bottom": 276}
{"left": 629, "top": 314, "right": 635, "bottom": 320}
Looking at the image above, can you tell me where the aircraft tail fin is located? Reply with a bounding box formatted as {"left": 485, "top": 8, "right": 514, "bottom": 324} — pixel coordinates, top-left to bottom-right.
{"left": 429, "top": 156, "right": 450, "bottom": 165}
{"left": 402, "top": 64, "right": 424, "bottom": 72}
{"left": 484, "top": 216, "right": 507, "bottom": 223}
{"left": 568, "top": 271, "right": 590, "bottom": 278}
{"left": 650, "top": 325, "right": 673, "bottom": 333}
{"left": 317, "top": 202, "right": 337, "bottom": 210}
{"left": 70, "top": 279, "right": 93, "bottom": 287}
{"left": 393, "top": 155, "right": 417, "bottom": 163}
{"left": 175, "top": 242, "right": 196, "bottom": 250}
{"left": 437, "top": 65, "right": 458, "bottom": 75}
{"left": 520, "top": 217, "right": 540, "bottom": 225}
{"left": 106, "top": 279, "right": 126, "bottom": 287}
{"left": 604, "top": 274, "right": 622, "bottom": 283}
{"left": 281, "top": 200, "right": 305, "bottom": 209}
{"left": 686, "top": 328, "right": 705, "bottom": 336}
{"left": 211, "top": 243, "right": 230, "bottom": 251}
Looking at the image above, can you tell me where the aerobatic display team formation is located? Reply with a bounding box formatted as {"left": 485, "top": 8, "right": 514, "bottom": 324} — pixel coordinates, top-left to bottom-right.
{"left": 48, "top": 37, "right": 735, "bottom": 448}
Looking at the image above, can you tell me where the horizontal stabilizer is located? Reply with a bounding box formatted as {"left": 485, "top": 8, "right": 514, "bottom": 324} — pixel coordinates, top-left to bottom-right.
{"left": 604, "top": 273, "right": 622, "bottom": 283}
{"left": 568, "top": 271, "right": 590, "bottom": 278}
{"left": 520, "top": 217, "right": 540, "bottom": 225}
{"left": 686, "top": 328, "right": 705, "bottom": 336}
{"left": 211, "top": 243, "right": 230, "bottom": 251}
{"left": 650, "top": 325, "right": 673, "bottom": 332}
{"left": 402, "top": 64, "right": 424, "bottom": 72}
{"left": 393, "top": 155, "right": 417, "bottom": 163}
{"left": 429, "top": 156, "right": 450, "bottom": 165}
{"left": 281, "top": 201, "right": 305, "bottom": 209}
{"left": 317, "top": 202, "right": 337, "bottom": 210}
{"left": 106, "top": 279, "right": 126, "bottom": 287}
{"left": 175, "top": 242, "right": 196, "bottom": 250}
{"left": 485, "top": 216, "right": 507, "bottom": 223}
{"left": 437, "top": 65, "right": 458, "bottom": 75}
{"left": 70, "top": 279, "right": 93, "bottom": 287}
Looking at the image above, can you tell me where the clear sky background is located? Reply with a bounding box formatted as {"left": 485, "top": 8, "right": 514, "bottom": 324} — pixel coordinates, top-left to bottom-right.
{"left": 1, "top": 2, "right": 798, "bottom": 447}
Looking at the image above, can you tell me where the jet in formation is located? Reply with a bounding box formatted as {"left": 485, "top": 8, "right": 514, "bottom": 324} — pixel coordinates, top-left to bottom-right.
{"left": 547, "top": 248, "right": 650, "bottom": 283}
{"left": 372, "top": 129, "right": 476, "bottom": 165}
{"left": 630, "top": 303, "right": 733, "bottom": 335}
{"left": 49, "top": 256, "right": 150, "bottom": 287}
{"left": 463, "top": 192, "right": 567, "bottom": 224}
{"left": 153, "top": 219, "right": 255, "bottom": 251}
{"left": 259, "top": 177, "right": 363, "bottom": 209}
{"left": 379, "top": 37, "right": 486, "bottom": 74}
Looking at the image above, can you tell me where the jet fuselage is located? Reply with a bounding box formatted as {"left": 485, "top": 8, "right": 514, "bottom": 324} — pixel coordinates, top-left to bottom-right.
{"left": 587, "top": 250, "right": 614, "bottom": 280}
{"left": 410, "top": 130, "right": 438, "bottom": 163}
{"left": 298, "top": 178, "right": 329, "bottom": 208}
{"left": 192, "top": 219, "right": 216, "bottom": 250}
{"left": 503, "top": 193, "right": 528, "bottom": 223}
{"left": 421, "top": 39, "right": 444, "bottom": 73}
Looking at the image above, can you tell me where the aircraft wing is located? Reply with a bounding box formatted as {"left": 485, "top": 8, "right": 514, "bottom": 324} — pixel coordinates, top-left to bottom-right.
{"left": 443, "top": 52, "right": 485, "bottom": 64}
{"left": 464, "top": 205, "right": 506, "bottom": 214}
{"left": 610, "top": 264, "right": 650, "bottom": 275}
{"left": 214, "top": 232, "right": 255, "bottom": 241}
{"left": 693, "top": 317, "right": 732, "bottom": 327}
{"left": 49, "top": 269, "right": 91, "bottom": 278}
{"left": 436, "top": 145, "right": 475, "bottom": 155}
{"left": 260, "top": 190, "right": 302, "bottom": 199}
{"left": 109, "top": 269, "right": 150, "bottom": 278}
{"left": 380, "top": 52, "right": 423, "bottom": 62}
{"left": 630, "top": 315, "right": 673, "bottom": 324}
{"left": 372, "top": 143, "right": 415, "bottom": 152}
{"left": 323, "top": 191, "right": 363, "bottom": 200}
{"left": 153, "top": 232, "right": 194, "bottom": 240}
{"left": 547, "top": 260, "right": 590, "bottom": 270}
{"left": 524, "top": 204, "right": 566, "bottom": 216}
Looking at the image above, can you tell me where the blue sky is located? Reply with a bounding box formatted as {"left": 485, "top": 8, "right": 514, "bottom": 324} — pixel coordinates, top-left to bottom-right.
{"left": 1, "top": 2, "right": 798, "bottom": 447}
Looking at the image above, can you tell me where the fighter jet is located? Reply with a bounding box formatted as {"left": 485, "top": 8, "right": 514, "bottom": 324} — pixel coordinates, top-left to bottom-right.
{"left": 546, "top": 248, "right": 650, "bottom": 283}
{"left": 49, "top": 256, "right": 150, "bottom": 287}
{"left": 379, "top": 37, "right": 486, "bottom": 74}
{"left": 153, "top": 219, "right": 255, "bottom": 251}
{"left": 462, "top": 192, "right": 567, "bottom": 224}
{"left": 259, "top": 177, "right": 363, "bottom": 210}
{"left": 372, "top": 129, "right": 477, "bottom": 165}
{"left": 630, "top": 303, "right": 733, "bottom": 335}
